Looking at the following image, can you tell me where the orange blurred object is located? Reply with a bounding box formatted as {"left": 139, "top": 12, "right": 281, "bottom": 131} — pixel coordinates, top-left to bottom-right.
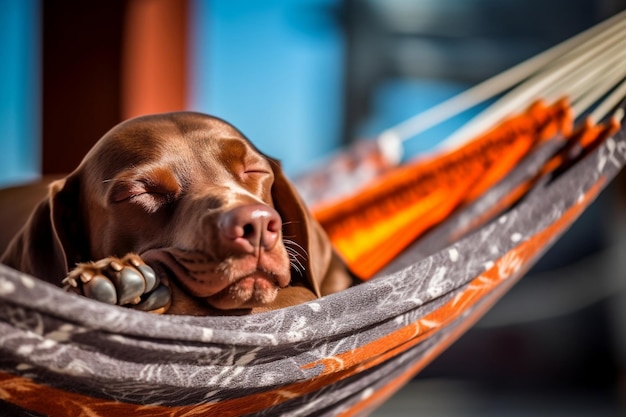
{"left": 314, "top": 99, "right": 574, "bottom": 279}
{"left": 122, "top": 0, "right": 188, "bottom": 119}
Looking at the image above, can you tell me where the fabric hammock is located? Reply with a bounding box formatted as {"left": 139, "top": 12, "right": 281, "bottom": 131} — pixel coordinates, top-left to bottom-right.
{"left": 2, "top": 12, "right": 626, "bottom": 416}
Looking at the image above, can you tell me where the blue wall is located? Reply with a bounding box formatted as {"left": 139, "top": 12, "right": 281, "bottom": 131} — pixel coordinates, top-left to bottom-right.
{"left": 0, "top": 0, "right": 40, "bottom": 187}
{"left": 189, "top": 0, "right": 344, "bottom": 176}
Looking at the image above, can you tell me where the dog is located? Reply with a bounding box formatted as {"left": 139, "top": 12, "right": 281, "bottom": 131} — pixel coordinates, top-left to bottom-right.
{"left": 1, "top": 112, "right": 355, "bottom": 315}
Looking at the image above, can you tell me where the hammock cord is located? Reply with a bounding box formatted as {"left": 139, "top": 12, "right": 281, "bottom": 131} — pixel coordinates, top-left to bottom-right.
{"left": 438, "top": 14, "right": 626, "bottom": 149}
{"left": 375, "top": 9, "right": 626, "bottom": 160}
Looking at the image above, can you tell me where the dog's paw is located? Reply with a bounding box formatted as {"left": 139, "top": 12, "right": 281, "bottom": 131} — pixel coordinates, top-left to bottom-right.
{"left": 62, "top": 254, "right": 171, "bottom": 314}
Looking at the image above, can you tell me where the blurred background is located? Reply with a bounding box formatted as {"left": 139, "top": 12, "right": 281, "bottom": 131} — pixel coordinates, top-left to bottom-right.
{"left": 1, "top": 0, "right": 626, "bottom": 415}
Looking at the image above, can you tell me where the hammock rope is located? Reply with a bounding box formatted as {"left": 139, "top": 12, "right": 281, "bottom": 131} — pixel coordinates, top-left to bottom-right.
{"left": 1, "top": 12, "right": 626, "bottom": 417}
{"left": 377, "top": 9, "right": 626, "bottom": 154}
{"left": 432, "top": 9, "right": 626, "bottom": 150}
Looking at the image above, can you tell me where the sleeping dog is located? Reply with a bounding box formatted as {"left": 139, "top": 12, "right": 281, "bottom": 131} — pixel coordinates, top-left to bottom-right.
{"left": 1, "top": 112, "right": 355, "bottom": 315}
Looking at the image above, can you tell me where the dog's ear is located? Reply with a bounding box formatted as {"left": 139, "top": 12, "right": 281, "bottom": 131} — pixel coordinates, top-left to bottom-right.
{"left": 48, "top": 175, "right": 90, "bottom": 276}
{"left": 268, "top": 159, "right": 354, "bottom": 297}
{"left": 268, "top": 159, "right": 327, "bottom": 297}
{"left": 1, "top": 175, "right": 88, "bottom": 283}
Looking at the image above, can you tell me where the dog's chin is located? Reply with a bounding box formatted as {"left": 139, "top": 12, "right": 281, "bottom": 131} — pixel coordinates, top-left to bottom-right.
{"left": 141, "top": 247, "right": 291, "bottom": 312}
{"left": 205, "top": 273, "right": 280, "bottom": 310}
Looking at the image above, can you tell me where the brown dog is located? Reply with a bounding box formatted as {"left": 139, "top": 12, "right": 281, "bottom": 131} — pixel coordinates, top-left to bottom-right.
{"left": 1, "top": 112, "right": 355, "bottom": 315}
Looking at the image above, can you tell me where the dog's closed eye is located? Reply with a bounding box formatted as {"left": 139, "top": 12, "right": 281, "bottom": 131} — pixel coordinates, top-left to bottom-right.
{"left": 109, "top": 167, "right": 181, "bottom": 213}
{"left": 109, "top": 181, "right": 176, "bottom": 213}
{"left": 241, "top": 166, "right": 271, "bottom": 180}
{"left": 243, "top": 166, "right": 270, "bottom": 175}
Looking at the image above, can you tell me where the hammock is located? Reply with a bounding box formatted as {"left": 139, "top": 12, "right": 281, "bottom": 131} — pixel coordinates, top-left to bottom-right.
{"left": 2, "top": 12, "right": 626, "bottom": 416}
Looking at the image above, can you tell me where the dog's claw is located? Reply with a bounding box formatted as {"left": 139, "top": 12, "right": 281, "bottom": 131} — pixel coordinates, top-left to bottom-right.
{"left": 62, "top": 276, "right": 78, "bottom": 288}
{"left": 80, "top": 271, "right": 94, "bottom": 283}
{"left": 110, "top": 260, "right": 124, "bottom": 272}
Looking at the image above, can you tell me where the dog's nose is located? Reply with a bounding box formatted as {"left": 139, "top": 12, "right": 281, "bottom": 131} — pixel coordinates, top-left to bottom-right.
{"left": 219, "top": 204, "right": 281, "bottom": 254}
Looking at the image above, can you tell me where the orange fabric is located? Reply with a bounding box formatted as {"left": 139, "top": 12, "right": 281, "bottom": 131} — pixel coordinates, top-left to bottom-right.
{"left": 314, "top": 99, "right": 573, "bottom": 279}
{"left": 450, "top": 116, "right": 621, "bottom": 242}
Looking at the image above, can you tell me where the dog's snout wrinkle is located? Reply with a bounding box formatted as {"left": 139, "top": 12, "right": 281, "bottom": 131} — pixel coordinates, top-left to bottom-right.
{"left": 219, "top": 204, "right": 281, "bottom": 254}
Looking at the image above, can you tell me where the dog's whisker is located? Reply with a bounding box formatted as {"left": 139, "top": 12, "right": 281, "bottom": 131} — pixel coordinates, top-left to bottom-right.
{"left": 289, "top": 261, "right": 303, "bottom": 276}
{"left": 283, "top": 239, "right": 307, "bottom": 255}
{"left": 291, "top": 260, "right": 306, "bottom": 275}
{"left": 287, "top": 250, "right": 306, "bottom": 272}
{"left": 289, "top": 255, "right": 305, "bottom": 271}
{"left": 285, "top": 247, "right": 308, "bottom": 269}
{"left": 285, "top": 242, "right": 309, "bottom": 260}
{"left": 282, "top": 221, "right": 302, "bottom": 227}
{"left": 285, "top": 246, "right": 306, "bottom": 260}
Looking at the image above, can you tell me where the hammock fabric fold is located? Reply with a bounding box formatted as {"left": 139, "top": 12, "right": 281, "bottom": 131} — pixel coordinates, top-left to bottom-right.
{"left": 313, "top": 99, "right": 573, "bottom": 279}
{"left": 0, "top": 112, "right": 624, "bottom": 416}
{"left": 2, "top": 12, "right": 626, "bottom": 415}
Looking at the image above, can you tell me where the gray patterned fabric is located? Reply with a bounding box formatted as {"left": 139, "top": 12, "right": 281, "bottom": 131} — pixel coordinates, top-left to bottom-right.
{"left": 0, "top": 128, "right": 624, "bottom": 416}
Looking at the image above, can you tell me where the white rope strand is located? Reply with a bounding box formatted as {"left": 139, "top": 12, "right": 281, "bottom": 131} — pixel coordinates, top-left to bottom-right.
{"left": 590, "top": 77, "right": 626, "bottom": 123}
{"left": 571, "top": 68, "right": 626, "bottom": 119}
{"left": 376, "top": 9, "right": 626, "bottom": 158}
{"left": 438, "top": 16, "right": 626, "bottom": 149}
{"left": 380, "top": 10, "right": 626, "bottom": 144}
{"left": 544, "top": 38, "right": 626, "bottom": 109}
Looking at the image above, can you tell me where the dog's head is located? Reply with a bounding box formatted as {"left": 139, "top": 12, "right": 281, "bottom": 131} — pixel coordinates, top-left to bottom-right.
{"left": 49, "top": 112, "right": 335, "bottom": 313}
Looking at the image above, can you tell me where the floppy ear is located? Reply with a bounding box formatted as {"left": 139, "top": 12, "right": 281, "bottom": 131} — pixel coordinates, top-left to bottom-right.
{"left": 1, "top": 175, "right": 88, "bottom": 284}
{"left": 269, "top": 159, "right": 354, "bottom": 297}
{"left": 48, "top": 175, "right": 90, "bottom": 275}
